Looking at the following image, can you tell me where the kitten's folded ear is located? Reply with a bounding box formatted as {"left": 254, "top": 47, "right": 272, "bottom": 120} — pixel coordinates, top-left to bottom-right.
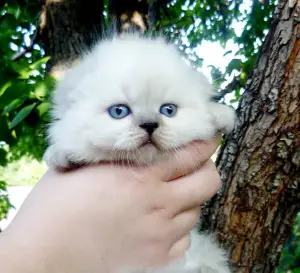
{"left": 209, "top": 102, "right": 236, "bottom": 134}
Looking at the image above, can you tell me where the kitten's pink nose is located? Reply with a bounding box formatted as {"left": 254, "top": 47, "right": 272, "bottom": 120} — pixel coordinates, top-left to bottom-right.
{"left": 139, "top": 122, "right": 159, "bottom": 136}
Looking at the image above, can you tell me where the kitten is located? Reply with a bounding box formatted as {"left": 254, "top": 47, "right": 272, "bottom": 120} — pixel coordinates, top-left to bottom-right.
{"left": 44, "top": 35, "right": 235, "bottom": 273}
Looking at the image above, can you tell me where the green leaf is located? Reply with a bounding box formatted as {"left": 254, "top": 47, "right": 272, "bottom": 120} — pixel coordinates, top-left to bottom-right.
{"left": 223, "top": 50, "right": 233, "bottom": 56}
{"left": 0, "top": 81, "right": 12, "bottom": 97}
{"left": 234, "top": 88, "right": 241, "bottom": 100}
{"left": 0, "top": 181, "right": 7, "bottom": 191}
{"left": 10, "top": 62, "right": 31, "bottom": 79}
{"left": 2, "top": 96, "right": 27, "bottom": 115}
{"left": 37, "top": 102, "right": 51, "bottom": 117}
{"left": 9, "top": 103, "right": 37, "bottom": 129}
{"left": 6, "top": 1, "right": 21, "bottom": 19}
{"left": 34, "top": 82, "right": 48, "bottom": 99}
{"left": 213, "top": 77, "right": 227, "bottom": 89}
{"left": 10, "top": 62, "right": 27, "bottom": 74}
{"left": 0, "top": 82, "right": 30, "bottom": 109}
{"left": 226, "top": 59, "right": 243, "bottom": 75}
{"left": 14, "top": 6, "right": 21, "bottom": 19}
{"left": 29, "top": 56, "right": 51, "bottom": 71}
{"left": 0, "top": 148, "right": 8, "bottom": 167}
{"left": 230, "top": 98, "right": 240, "bottom": 103}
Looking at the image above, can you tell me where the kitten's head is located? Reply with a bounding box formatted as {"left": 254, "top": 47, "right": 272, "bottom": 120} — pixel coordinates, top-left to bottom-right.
{"left": 50, "top": 36, "right": 235, "bottom": 165}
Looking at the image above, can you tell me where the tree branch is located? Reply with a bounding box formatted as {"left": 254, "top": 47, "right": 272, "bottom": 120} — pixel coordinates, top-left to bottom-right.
{"left": 212, "top": 75, "right": 241, "bottom": 101}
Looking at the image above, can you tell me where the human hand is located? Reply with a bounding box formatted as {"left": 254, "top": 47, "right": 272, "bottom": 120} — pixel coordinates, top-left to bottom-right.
{"left": 0, "top": 139, "right": 220, "bottom": 273}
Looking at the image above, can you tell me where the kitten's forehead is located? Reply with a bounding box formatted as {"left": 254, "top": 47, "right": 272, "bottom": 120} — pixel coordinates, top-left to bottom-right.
{"left": 73, "top": 36, "right": 211, "bottom": 107}
{"left": 114, "top": 74, "right": 198, "bottom": 110}
{"left": 93, "top": 70, "right": 203, "bottom": 110}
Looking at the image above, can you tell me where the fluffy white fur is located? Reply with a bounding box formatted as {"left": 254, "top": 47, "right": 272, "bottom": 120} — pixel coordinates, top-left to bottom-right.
{"left": 120, "top": 230, "right": 231, "bottom": 273}
{"left": 44, "top": 36, "right": 234, "bottom": 168}
{"left": 44, "top": 35, "right": 235, "bottom": 273}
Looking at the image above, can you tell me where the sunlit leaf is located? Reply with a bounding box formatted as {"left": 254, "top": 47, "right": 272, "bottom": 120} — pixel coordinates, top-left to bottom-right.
{"left": 37, "top": 102, "right": 51, "bottom": 117}
{"left": 29, "top": 56, "right": 51, "bottom": 71}
{"left": 0, "top": 181, "right": 7, "bottom": 191}
{"left": 34, "top": 82, "right": 48, "bottom": 99}
{"left": 0, "top": 81, "right": 12, "bottom": 97}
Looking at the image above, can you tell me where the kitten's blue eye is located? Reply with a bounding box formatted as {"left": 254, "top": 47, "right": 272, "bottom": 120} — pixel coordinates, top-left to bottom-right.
{"left": 108, "top": 104, "right": 131, "bottom": 119}
{"left": 160, "top": 104, "right": 177, "bottom": 117}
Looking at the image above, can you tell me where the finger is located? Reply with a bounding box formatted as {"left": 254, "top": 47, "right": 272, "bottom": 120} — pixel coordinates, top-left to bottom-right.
{"left": 171, "top": 207, "right": 200, "bottom": 240}
{"left": 164, "top": 160, "right": 221, "bottom": 213}
{"left": 168, "top": 234, "right": 191, "bottom": 261}
{"left": 149, "top": 136, "right": 221, "bottom": 182}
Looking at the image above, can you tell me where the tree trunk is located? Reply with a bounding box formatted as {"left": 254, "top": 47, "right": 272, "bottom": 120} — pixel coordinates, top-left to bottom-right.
{"left": 39, "top": 0, "right": 157, "bottom": 76}
{"left": 200, "top": 1, "right": 300, "bottom": 273}
{"left": 109, "top": 0, "right": 150, "bottom": 33}
{"left": 39, "top": 0, "right": 175, "bottom": 75}
{"left": 40, "top": 0, "right": 104, "bottom": 73}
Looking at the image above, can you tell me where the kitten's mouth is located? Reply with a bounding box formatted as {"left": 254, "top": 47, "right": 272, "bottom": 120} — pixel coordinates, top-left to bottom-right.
{"left": 140, "top": 139, "right": 156, "bottom": 148}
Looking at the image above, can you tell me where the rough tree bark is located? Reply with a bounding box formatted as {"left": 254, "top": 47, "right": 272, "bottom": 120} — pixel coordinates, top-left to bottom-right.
{"left": 40, "top": 0, "right": 104, "bottom": 73}
{"left": 200, "top": 1, "right": 300, "bottom": 273}
{"left": 39, "top": 0, "right": 175, "bottom": 74}
{"left": 109, "top": 0, "right": 150, "bottom": 33}
{"left": 40, "top": 0, "right": 163, "bottom": 75}
{"left": 39, "top": 0, "right": 173, "bottom": 70}
{"left": 108, "top": 0, "right": 171, "bottom": 33}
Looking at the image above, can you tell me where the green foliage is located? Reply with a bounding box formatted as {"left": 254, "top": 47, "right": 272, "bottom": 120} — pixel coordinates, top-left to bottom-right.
{"left": 277, "top": 214, "right": 300, "bottom": 273}
{"left": 0, "top": 181, "right": 13, "bottom": 222}
{"left": 0, "top": 157, "right": 47, "bottom": 187}
{"left": 0, "top": 0, "right": 52, "bottom": 222}
{"left": 158, "top": 0, "right": 277, "bottom": 102}
{"left": 0, "top": 0, "right": 54, "bottom": 165}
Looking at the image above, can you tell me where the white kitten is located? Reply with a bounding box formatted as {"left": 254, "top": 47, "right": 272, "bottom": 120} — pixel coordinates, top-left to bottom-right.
{"left": 44, "top": 35, "right": 234, "bottom": 168}
{"left": 44, "top": 35, "right": 235, "bottom": 273}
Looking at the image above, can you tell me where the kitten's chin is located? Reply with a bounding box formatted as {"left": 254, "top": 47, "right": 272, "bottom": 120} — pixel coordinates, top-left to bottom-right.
{"left": 135, "top": 143, "right": 162, "bottom": 164}
{"left": 113, "top": 144, "right": 166, "bottom": 165}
